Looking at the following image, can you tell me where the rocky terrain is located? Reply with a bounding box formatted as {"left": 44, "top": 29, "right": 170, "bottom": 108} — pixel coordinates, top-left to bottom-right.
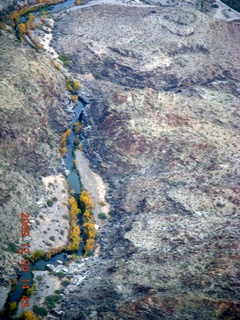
{"left": 0, "top": 0, "right": 239, "bottom": 319}
{"left": 0, "top": 28, "right": 71, "bottom": 309}
{"left": 51, "top": 3, "right": 240, "bottom": 319}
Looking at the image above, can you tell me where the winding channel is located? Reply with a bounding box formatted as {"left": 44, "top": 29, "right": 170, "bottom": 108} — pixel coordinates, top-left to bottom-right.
{"left": 9, "top": 99, "right": 85, "bottom": 305}
{"left": 7, "top": 0, "right": 155, "bottom": 310}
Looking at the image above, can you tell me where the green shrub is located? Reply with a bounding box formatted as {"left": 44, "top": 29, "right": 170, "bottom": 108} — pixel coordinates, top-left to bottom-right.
{"left": 44, "top": 294, "right": 60, "bottom": 310}
{"left": 58, "top": 54, "right": 71, "bottom": 67}
{"left": 57, "top": 271, "right": 65, "bottom": 279}
{"left": 61, "top": 280, "right": 71, "bottom": 287}
{"left": 49, "top": 236, "right": 55, "bottom": 241}
{"left": 87, "top": 250, "right": 94, "bottom": 257}
{"left": 30, "top": 249, "right": 45, "bottom": 261}
{"left": 47, "top": 199, "right": 54, "bottom": 207}
{"left": 36, "top": 275, "right": 43, "bottom": 281}
{"left": 7, "top": 242, "right": 18, "bottom": 253}
{"left": 26, "top": 286, "right": 34, "bottom": 297}
{"left": 33, "top": 305, "right": 48, "bottom": 316}
{"left": 98, "top": 213, "right": 107, "bottom": 220}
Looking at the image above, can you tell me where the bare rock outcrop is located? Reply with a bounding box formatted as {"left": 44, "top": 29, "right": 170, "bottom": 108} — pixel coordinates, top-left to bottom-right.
{"left": 52, "top": 4, "right": 240, "bottom": 319}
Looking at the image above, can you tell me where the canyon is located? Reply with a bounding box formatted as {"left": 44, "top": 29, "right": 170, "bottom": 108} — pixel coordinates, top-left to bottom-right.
{"left": 0, "top": 0, "right": 240, "bottom": 319}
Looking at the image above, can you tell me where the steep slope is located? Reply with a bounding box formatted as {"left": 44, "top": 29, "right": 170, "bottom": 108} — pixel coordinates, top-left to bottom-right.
{"left": 0, "top": 30, "right": 70, "bottom": 307}
{"left": 52, "top": 5, "right": 240, "bottom": 319}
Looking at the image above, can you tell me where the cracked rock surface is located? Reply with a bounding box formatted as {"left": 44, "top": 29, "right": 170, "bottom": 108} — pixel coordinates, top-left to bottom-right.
{"left": 51, "top": 4, "right": 240, "bottom": 319}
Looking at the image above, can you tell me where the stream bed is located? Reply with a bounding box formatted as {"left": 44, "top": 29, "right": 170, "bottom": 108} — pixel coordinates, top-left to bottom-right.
{"left": 9, "top": 99, "right": 85, "bottom": 305}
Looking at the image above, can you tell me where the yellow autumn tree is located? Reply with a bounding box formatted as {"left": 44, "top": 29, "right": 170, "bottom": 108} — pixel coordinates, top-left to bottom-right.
{"left": 27, "top": 285, "right": 34, "bottom": 297}
{"left": 84, "top": 238, "right": 95, "bottom": 252}
{"left": 26, "top": 13, "right": 34, "bottom": 29}
{"left": 67, "top": 196, "right": 82, "bottom": 251}
{"left": 69, "top": 196, "right": 81, "bottom": 215}
{"left": 68, "top": 222, "right": 81, "bottom": 251}
{"left": 9, "top": 301, "right": 17, "bottom": 312}
{"left": 83, "top": 221, "right": 97, "bottom": 239}
{"left": 18, "top": 23, "right": 26, "bottom": 35}
{"left": 73, "top": 79, "right": 81, "bottom": 91}
{"left": 80, "top": 190, "right": 94, "bottom": 210}
{"left": 19, "top": 311, "right": 39, "bottom": 320}
{"left": 71, "top": 95, "right": 78, "bottom": 105}
{"left": 74, "top": 121, "right": 83, "bottom": 133}
{"left": 82, "top": 209, "right": 92, "bottom": 223}
{"left": 11, "top": 11, "right": 20, "bottom": 22}
{"left": 59, "top": 129, "right": 71, "bottom": 157}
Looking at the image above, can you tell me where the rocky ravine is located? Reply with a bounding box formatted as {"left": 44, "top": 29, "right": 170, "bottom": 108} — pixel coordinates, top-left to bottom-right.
{"left": 51, "top": 3, "right": 240, "bottom": 320}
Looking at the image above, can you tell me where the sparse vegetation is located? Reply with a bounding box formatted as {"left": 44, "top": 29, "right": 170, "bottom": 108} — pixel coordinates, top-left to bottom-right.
{"left": 58, "top": 54, "right": 71, "bottom": 67}
{"left": 7, "top": 242, "right": 18, "bottom": 253}
{"left": 66, "top": 79, "right": 81, "bottom": 93}
{"left": 44, "top": 294, "right": 60, "bottom": 310}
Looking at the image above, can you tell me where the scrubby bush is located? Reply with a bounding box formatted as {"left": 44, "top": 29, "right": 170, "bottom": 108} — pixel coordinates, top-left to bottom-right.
{"left": 30, "top": 249, "right": 45, "bottom": 261}
{"left": 58, "top": 54, "right": 71, "bottom": 67}
{"left": 9, "top": 301, "right": 17, "bottom": 313}
{"left": 26, "top": 285, "right": 34, "bottom": 297}
{"left": 7, "top": 242, "right": 18, "bottom": 253}
{"left": 56, "top": 271, "right": 65, "bottom": 279}
{"left": 47, "top": 199, "right": 54, "bottom": 207}
{"left": 61, "top": 280, "right": 71, "bottom": 287}
{"left": 98, "top": 212, "right": 107, "bottom": 220}
{"left": 33, "top": 306, "right": 48, "bottom": 317}
{"left": 44, "top": 294, "right": 60, "bottom": 310}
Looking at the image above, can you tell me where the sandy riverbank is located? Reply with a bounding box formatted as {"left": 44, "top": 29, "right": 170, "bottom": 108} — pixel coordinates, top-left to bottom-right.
{"left": 30, "top": 174, "right": 70, "bottom": 253}
{"left": 75, "top": 150, "right": 110, "bottom": 225}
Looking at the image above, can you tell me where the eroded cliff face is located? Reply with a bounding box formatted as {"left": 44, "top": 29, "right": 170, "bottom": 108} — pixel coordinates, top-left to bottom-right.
{"left": 52, "top": 5, "right": 240, "bottom": 319}
{"left": 0, "top": 30, "right": 70, "bottom": 300}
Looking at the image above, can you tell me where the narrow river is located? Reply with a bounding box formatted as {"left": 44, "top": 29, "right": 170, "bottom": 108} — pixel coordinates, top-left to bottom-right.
{"left": 9, "top": 99, "right": 85, "bottom": 305}
{"left": 6, "top": 0, "right": 155, "bottom": 311}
